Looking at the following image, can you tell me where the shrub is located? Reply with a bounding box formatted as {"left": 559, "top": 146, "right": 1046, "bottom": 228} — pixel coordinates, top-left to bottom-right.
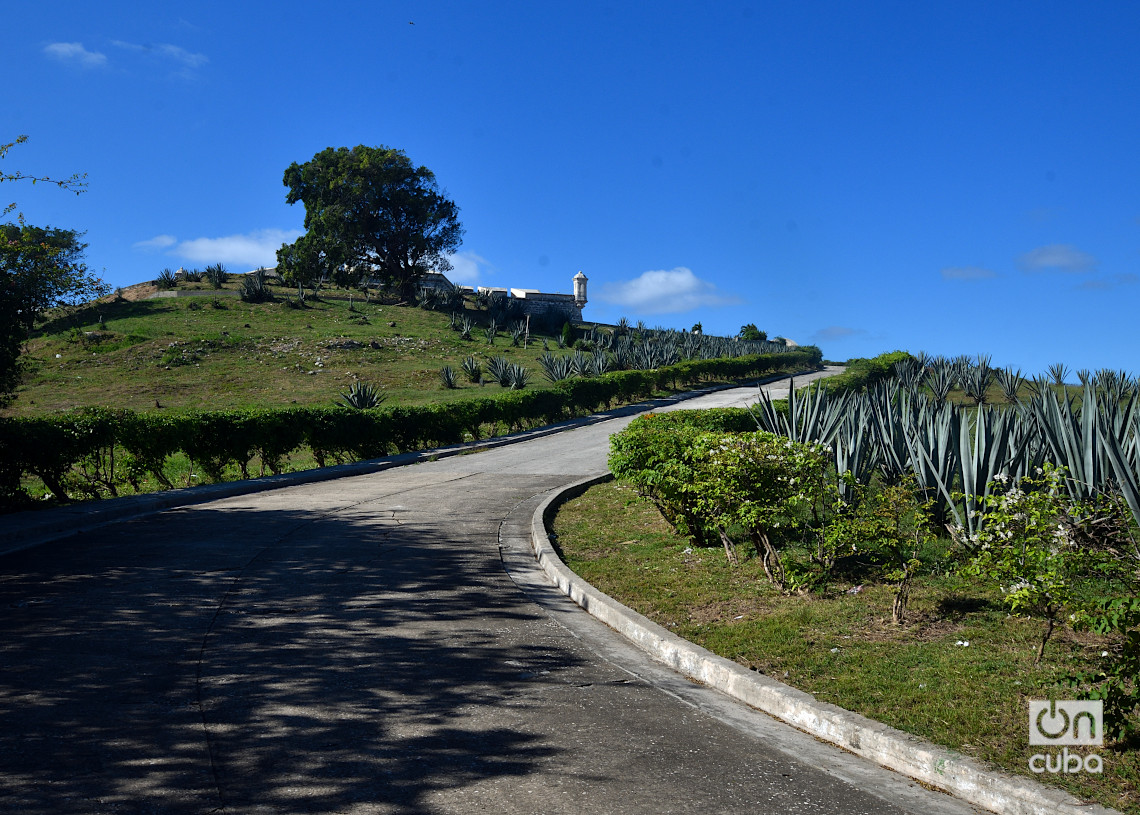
{"left": 239, "top": 269, "right": 273, "bottom": 303}
{"left": 204, "top": 263, "right": 228, "bottom": 289}
{"left": 961, "top": 465, "right": 1137, "bottom": 664}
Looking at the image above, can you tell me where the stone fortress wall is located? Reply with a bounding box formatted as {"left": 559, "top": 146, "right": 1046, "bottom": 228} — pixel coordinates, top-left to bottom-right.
{"left": 423, "top": 271, "right": 589, "bottom": 324}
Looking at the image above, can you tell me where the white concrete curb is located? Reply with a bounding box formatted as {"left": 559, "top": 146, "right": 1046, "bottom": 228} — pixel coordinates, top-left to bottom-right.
{"left": 531, "top": 474, "right": 1120, "bottom": 815}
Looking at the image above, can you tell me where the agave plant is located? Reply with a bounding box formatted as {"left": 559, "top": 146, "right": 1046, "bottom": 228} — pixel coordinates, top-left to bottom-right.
{"left": 484, "top": 319, "right": 498, "bottom": 345}
{"left": 509, "top": 320, "right": 527, "bottom": 347}
{"left": 439, "top": 365, "right": 458, "bottom": 389}
{"left": 507, "top": 363, "right": 531, "bottom": 390}
{"left": 338, "top": 382, "right": 386, "bottom": 409}
{"left": 962, "top": 355, "right": 995, "bottom": 405}
{"left": 995, "top": 367, "right": 1024, "bottom": 404}
{"left": 893, "top": 358, "right": 924, "bottom": 398}
{"left": 1047, "top": 362, "right": 1070, "bottom": 387}
{"left": 204, "top": 263, "right": 228, "bottom": 289}
{"left": 538, "top": 352, "right": 573, "bottom": 383}
{"left": 589, "top": 351, "right": 612, "bottom": 377}
{"left": 240, "top": 268, "right": 273, "bottom": 303}
{"left": 459, "top": 316, "right": 474, "bottom": 340}
{"left": 183, "top": 268, "right": 202, "bottom": 283}
{"left": 485, "top": 355, "right": 511, "bottom": 386}
{"left": 461, "top": 355, "right": 482, "bottom": 383}
{"left": 417, "top": 287, "right": 441, "bottom": 310}
{"left": 155, "top": 268, "right": 178, "bottom": 289}
{"left": 569, "top": 350, "right": 591, "bottom": 377}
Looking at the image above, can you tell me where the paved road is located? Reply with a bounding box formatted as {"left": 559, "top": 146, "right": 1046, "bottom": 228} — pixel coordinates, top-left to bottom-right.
{"left": 0, "top": 370, "right": 980, "bottom": 814}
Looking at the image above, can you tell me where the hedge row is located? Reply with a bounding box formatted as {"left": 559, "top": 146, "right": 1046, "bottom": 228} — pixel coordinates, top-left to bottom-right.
{"left": 809, "top": 350, "right": 910, "bottom": 395}
{"left": 0, "top": 349, "right": 820, "bottom": 509}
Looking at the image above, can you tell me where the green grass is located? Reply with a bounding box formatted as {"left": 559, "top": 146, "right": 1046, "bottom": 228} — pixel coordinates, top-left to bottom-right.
{"left": 552, "top": 481, "right": 1139, "bottom": 814}
{"left": 7, "top": 283, "right": 590, "bottom": 417}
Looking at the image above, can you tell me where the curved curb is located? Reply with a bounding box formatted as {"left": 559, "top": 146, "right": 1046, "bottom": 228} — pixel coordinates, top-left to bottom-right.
{"left": 530, "top": 475, "right": 1119, "bottom": 815}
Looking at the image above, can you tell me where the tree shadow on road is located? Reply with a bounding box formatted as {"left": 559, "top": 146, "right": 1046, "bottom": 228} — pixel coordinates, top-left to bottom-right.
{"left": 0, "top": 501, "right": 596, "bottom": 814}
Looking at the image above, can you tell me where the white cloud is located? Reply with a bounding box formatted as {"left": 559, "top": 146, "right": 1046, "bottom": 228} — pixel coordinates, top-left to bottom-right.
{"left": 941, "top": 265, "right": 997, "bottom": 280}
{"left": 1018, "top": 243, "right": 1097, "bottom": 273}
{"left": 43, "top": 42, "right": 107, "bottom": 68}
{"left": 173, "top": 229, "right": 303, "bottom": 268}
{"left": 112, "top": 40, "right": 208, "bottom": 72}
{"left": 133, "top": 234, "right": 177, "bottom": 251}
{"left": 155, "top": 43, "right": 208, "bottom": 68}
{"left": 810, "top": 326, "right": 867, "bottom": 343}
{"left": 445, "top": 251, "right": 489, "bottom": 284}
{"left": 597, "top": 267, "right": 741, "bottom": 314}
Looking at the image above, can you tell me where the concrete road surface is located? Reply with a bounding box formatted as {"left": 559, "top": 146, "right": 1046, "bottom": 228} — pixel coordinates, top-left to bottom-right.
{"left": 0, "top": 370, "right": 981, "bottom": 814}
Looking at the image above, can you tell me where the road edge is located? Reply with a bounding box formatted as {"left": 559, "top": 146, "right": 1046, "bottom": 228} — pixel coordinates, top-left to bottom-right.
{"left": 530, "top": 474, "right": 1120, "bottom": 815}
{"left": 0, "top": 370, "right": 817, "bottom": 556}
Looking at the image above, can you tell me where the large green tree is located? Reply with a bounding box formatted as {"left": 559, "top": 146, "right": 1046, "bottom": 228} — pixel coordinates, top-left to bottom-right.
{"left": 0, "top": 224, "right": 105, "bottom": 404}
{"left": 280, "top": 145, "right": 463, "bottom": 298}
{"left": 1, "top": 136, "right": 99, "bottom": 403}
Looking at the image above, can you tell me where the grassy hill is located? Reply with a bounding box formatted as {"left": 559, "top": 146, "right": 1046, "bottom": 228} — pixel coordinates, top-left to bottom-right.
{"left": 7, "top": 280, "right": 604, "bottom": 417}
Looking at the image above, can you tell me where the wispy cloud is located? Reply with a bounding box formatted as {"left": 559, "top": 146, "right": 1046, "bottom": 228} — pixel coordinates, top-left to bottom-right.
{"left": 134, "top": 229, "right": 302, "bottom": 268}
{"left": 445, "top": 251, "right": 489, "bottom": 284}
{"left": 1078, "top": 273, "right": 1138, "bottom": 291}
{"left": 1018, "top": 243, "right": 1097, "bottom": 273}
{"left": 133, "top": 234, "right": 177, "bottom": 251}
{"left": 810, "top": 326, "right": 867, "bottom": 343}
{"left": 112, "top": 40, "right": 208, "bottom": 74}
{"left": 596, "top": 267, "right": 741, "bottom": 314}
{"left": 43, "top": 42, "right": 107, "bottom": 68}
{"left": 941, "top": 265, "right": 996, "bottom": 281}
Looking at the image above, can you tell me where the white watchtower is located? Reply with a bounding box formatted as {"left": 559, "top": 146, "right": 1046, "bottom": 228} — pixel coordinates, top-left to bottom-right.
{"left": 573, "top": 271, "right": 588, "bottom": 306}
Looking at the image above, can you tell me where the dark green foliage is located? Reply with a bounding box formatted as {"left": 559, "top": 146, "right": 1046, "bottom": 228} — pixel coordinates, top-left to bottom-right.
{"left": 1, "top": 222, "right": 106, "bottom": 403}
{"left": 239, "top": 268, "right": 273, "bottom": 303}
{"left": 0, "top": 350, "right": 816, "bottom": 509}
{"left": 814, "top": 351, "right": 912, "bottom": 395}
{"left": 739, "top": 323, "right": 767, "bottom": 342}
{"left": 204, "top": 263, "right": 228, "bottom": 289}
{"left": 281, "top": 145, "right": 463, "bottom": 298}
{"left": 338, "top": 381, "right": 386, "bottom": 409}
{"left": 155, "top": 268, "right": 178, "bottom": 289}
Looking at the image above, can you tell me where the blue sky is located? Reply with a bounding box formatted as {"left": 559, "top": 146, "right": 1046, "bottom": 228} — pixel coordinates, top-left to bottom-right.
{"left": 6, "top": 2, "right": 1139, "bottom": 374}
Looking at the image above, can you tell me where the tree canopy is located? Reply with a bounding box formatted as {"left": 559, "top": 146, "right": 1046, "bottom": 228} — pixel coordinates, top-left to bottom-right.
{"left": 1, "top": 137, "right": 99, "bottom": 404}
{"left": 279, "top": 145, "right": 463, "bottom": 297}
{"left": 739, "top": 323, "right": 767, "bottom": 342}
{"left": 0, "top": 224, "right": 105, "bottom": 404}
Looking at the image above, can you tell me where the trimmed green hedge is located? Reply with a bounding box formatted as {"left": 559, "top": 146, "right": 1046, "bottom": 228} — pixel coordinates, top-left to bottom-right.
{"left": 809, "top": 350, "right": 911, "bottom": 395}
{"left": 0, "top": 349, "right": 820, "bottom": 509}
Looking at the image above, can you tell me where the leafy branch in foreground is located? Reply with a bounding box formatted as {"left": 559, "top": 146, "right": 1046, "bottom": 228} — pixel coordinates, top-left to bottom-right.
{"left": 1, "top": 135, "right": 88, "bottom": 218}
{"left": 1065, "top": 596, "right": 1140, "bottom": 743}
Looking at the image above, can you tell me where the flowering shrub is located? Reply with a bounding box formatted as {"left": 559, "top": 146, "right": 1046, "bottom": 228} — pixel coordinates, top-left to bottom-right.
{"left": 961, "top": 465, "right": 1136, "bottom": 663}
